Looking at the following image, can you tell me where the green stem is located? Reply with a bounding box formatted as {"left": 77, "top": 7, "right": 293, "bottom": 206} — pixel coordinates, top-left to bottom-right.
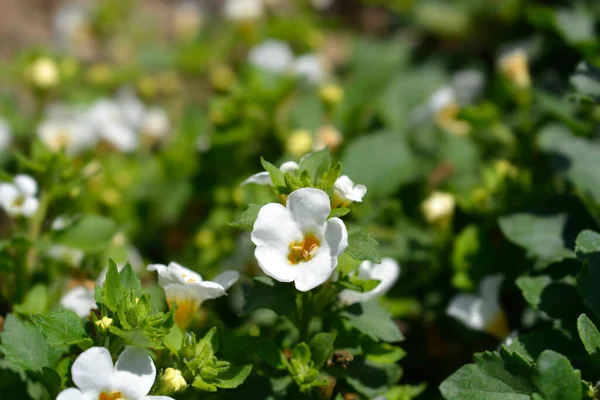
{"left": 25, "top": 191, "right": 51, "bottom": 275}
{"left": 296, "top": 292, "right": 313, "bottom": 342}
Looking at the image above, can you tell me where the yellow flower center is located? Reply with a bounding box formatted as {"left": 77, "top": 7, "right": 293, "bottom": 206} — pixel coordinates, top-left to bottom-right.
{"left": 12, "top": 196, "right": 25, "bottom": 207}
{"left": 485, "top": 311, "right": 510, "bottom": 340}
{"left": 288, "top": 234, "right": 320, "bottom": 265}
{"left": 99, "top": 392, "right": 124, "bottom": 400}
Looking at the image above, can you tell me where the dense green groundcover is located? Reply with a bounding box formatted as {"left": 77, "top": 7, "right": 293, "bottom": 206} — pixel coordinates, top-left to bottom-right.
{"left": 1, "top": 0, "right": 600, "bottom": 399}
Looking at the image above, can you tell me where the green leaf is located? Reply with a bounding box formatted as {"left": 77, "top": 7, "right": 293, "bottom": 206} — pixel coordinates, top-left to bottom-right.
{"left": 345, "top": 231, "right": 382, "bottom": 263}
{"left": 365, "top": 343, "right": 406, "bottom": 364}
{"left": 209, "top": 364, "right": 252, "bottom": 389}
{"left": 498, "top": 213, "right": 575, "bottom": 269}
{"left": 31, "top": 309, "right": 91, "bottom": 349}
{"left": 242, "top": 276, "right": 296, "bottom": 316}
{"left": 119, "top": 263, "right": 143, "bottom": 296}
{"left": 308, "top": 333, "right": 336, "bottom": 368}
{"left": 55, "top": 215, "right": 119, "bottom": 251}
{"left": 298, "top": 150, "right": 331, "bottom": 185}
{"left": 254, "top": 338, "right": 285, "bottom": 369}
{"left": 440, "top": 352, "right": 533, "bottom": 400}
{"left": 101, "top": 260, "right": 125, "bottom": 312}
{"left": 577, "top": 231, "right": 600, "bottom": 320}
{"left": 342, "top": 131, "right": 420, "bottom": 197}
{"left": 532, "top": 350, "right": 581, "bottom": 400}
{"left": 340, "top": 301, "right": 403, "bottom": 343}
{"left": 0, "top": 314, "right": 50, "bottom": 373}
{"left": 577, "top": 314, "right": 600, "bottom": 358}
{"left": 261, "top": 158, "right": 285, "bottom": 188}
{"left": 164, "top": 325, "right": 183, "bottom": 356}
{"left": 329, "top": 207, "right": 350, "bottom": 219}
{"left": 555, "top": 8, "right": 595, "bottom": 45}
{"left": 516, "top": 276, "right": 552, "bottom": 309}
{"left": 13, "top": 284, "right": 48, "bottom": 315}
{"left": 229, "top": 204, "right": 261, "bottom": 230}
{"left": 575, "top": 229, "right": 600, "bottom": 260}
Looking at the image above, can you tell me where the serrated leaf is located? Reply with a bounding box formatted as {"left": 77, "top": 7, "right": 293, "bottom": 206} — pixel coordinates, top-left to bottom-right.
{"left": 299, "top": 150, "right": 331, "bottom": 185}
{"left": 498, "top": 213, "right": 575, "bottom": 269}
{"left": 254, "top": 338, "right": 285, "bottom": 369}
{"left": 164, "top": 325, "right": 183, "bottom": 356}
{"left": 13, "top": 284, "right": 48, "bottom": 315}
{"left": 0, "top": 314, "right": 50, "bottom": 373}
{"left": 577, "top": 314, "right": 600, "bottom": 358}
{"left": 308, "top": 333, "right": 336, "bottom": 367}
{"left": 101, "top": 260, "right": 125, "bottom": 312}
{"left": 345, "top": 231, "right": 382, "bottom": 263}
{"left": 229, "top": 204, "right": 261, "bottom": 230}
{"left": 55, "top": 215, "right": 119, "bottom": 251}
{"left": 340, "top": 301, "right": 403, "bottom": 343}
{"left": 365, "top": 343, "right": 406, "bottom": 364}
{"left": 532, "top": 350, "right": 581, "bottom": 400}
{"left": 516, "top": 276, "right": 552, "bottom": 309}
{"left": 261, "top": 158, "right": 286, "bottom": 188}
{"left": 242, "top": 276, "right": 296, "bottom": 316}
{"left": 119, "top": 264, "right": 143, "bottom": 296}
{"left": 209, "top": 364, "right": 252, "bottom": 389}
{"left": 31, "top": 309, "right": 91, "bottom": 349}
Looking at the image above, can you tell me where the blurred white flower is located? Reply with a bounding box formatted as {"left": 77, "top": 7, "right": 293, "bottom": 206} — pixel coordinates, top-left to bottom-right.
{"left": 0, "top": 175, "right": 39, "bottom": 218}
{"left": 56, "top": 346, "right": 173, "bottom": 400}
{"left": 421, "top": 191, "right": 455, "bottom": 224}
{"left": 48, "top": 245, "right": 85, "bottom": 267}
{"left": 0, "top": 119, "right": 12, "bottom": 151}
{"left": 310, "top": 0, "right": 334, "bottom": 10}
{"left": 89, "top": 99, "right": 138, "bottom": 152}
{"left": 147, "top": 262, "right": 239, "bottom": 329}
{"left": 293, "top": 54, "right": 326, "bottom": 84}
{"left": 339, "top": 258, "right": 400, "bottom": 305}
{"left": 248, "top": 39, "right": 295, "bottom": 74}
{"left": 333, "top": 175, "right": 367, "bottom": 208}
{"left": 54, "top": 2, "right": 92, "bottom": 57}
{"left": 251, "top": 188, "right": 348, "bottom": 291}
{"left": 451, "top": 69, "right": 485, "bottom": 105}
{"left": 241, "top": 161, "right": 299, "bottom": 186}
{"left": 37, "top": 113, "right": 97, "bottom": 155}
{"left": 223, "top": 0, "right": 264, "bottom": 21}
{"left": 174, "top": 1, "right": 204, "bottom": 41}
{"left": 446, "top": 274, "right": 509, "bottom": 339}
{"left": 141, "top": 107, "right": 171, "bottom": 141}
{"left": 60, "top": 285, "right": 96, "bottom": 318}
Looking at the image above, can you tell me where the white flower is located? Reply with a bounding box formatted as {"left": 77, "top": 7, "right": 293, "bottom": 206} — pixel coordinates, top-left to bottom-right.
{"left": 248, "top": 40, "right": 295, "bottom": 74}
{"left": 37, "top": 115, "right": 96, "bottom": 155}
{"left": 333, "top": 175, "right": 367, "bottom": 207}
{"left": 0, "top": 175, "right": 39, "bottom": 218}
{"left": 451, "top": 69, "right": 485, "bottom": 105}
{"left": 310, "top": 0, "right": 334, "bottom": 10}
{"left": 339, "top": 258, "right": 400, "bottom": 305}
{"left": 446, "top": 274, "right": 509, "bottom": 339}
{"left": 56, "top": 346, "right": 174, "bottom": 400}
{"left": 421, "top": 191, "right": 455, "bottom": 224}
{"left": 223, "top": 0, "right": 264, "bottom": 20}
{"left": 54, "top": 2, "right": 92, "bottom": 57}
{"left": 0, "top": 118, "right": 12, "bottom": 151}
{"left": 60, "top": 285, "right": 96, "bottom": 318}
{"left": 48, "top": 245, "right": 85, "bottom": 267}
{"left": 147, "top": 262, "right": 239, "bottom": 329}
{"left": 293, "top": 54, "right": 326, "bottom": 84}
{"left": 141, "top": 107, "right": 170, "bottom": 141}
{"left": 89, "top": 99, "right": 138, "bottom": 153}
{"left": 251, "top": 188, "right": 348, "bottom": 291}
{"left": 241, "top": 161, "right": 299, "bottom": 186}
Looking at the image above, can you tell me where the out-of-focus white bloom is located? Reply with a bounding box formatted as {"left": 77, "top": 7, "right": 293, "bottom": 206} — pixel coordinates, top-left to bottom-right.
{"left": 54, "top": 2, "right": 92, "bottom": 57}
{"left": 37, "top": 115, "right": 97, "bottom": 155}
{"left": 248, "top": 40, "right": 295, "bottom": 74}
{"left": 451, "top": 69, "right": 485, "bottom": 105}
{"left": 141, "top": 107, "right": 171, "bottom": 141}
{"left": 251, "top": 188, "right": 348, "bottom": 292}
{"left": 60, "top": 285, "right": 96, "bottom": 318}
{"left": 147, "top": 262, "right": 239, "bottom": 329}
{"left": 293, "top": 54, "right": 326, "bottom": 84}
{"left": 174, "top": 1, "right": 204, "bottom": 41}
{"left": 223, "top": 0, "right": 264, "bottom": 21}
{"left": 56, "top": 346, "right": 173, "bottom": 400}
{"left": 28, "top": 57, "right": 59, "bottom": 89}
{"left": 447, "top": 274, "right": 509, "bottom": 339}
{"left": 116, "top": 88, "right": 147, "bottom": 128}
{"left": 498, "top": 48, "right": 531, "bottom": 89}
{"left": 241, "top": 161, "right": 299, "bottom": 186}
{"left": 0, "top": 119, "right": 12, "bottom": 151}
{"left": 89, "top": 99, "right": 138, "bottom": 152}
{"left": 310, "top": 0, "right": 334, "bottom": 10}
{"left": 421, "top": 191, "right": 455, "bottom": 224}
{"left": 333, "top": 175, "right": 367, "bottom": 208}
{"left": 0, "top": 175, "right": 39, "bottom": 218}
{"left": 339, "top": 258, "right": 400, "bottom": 305}
{"left": 48, "top": 245, "right": 85, "bottom": 267}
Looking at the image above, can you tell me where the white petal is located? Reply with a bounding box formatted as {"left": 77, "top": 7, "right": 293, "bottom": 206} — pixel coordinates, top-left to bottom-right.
{"left": 293, "top": 54, "right": 325, "bottom": 84}
{"left": 254, "top": 246, "right": 297, "bottom": 283}
{"left": 147, "top": 262, "right": 201, "bottom": 287}
{"left": 60, "top": 286, "right": 97, "bottom": 318}
{"left": 251, "top": 203, "right": 300, "bottom": 248}
{"left": 323, "top": 218, "right": 348, "bottom": 257}
{"left": 212, "top": 270, "right": 240, "bottom": 291}
{"left": 279, "top": 161, "right": 299, "bottom": 173}
{"left": 241, "top": 172, "right": 272, "bottom": 186}
{"left": 56, "top": 388, "right": 84, "bottom": 400}
{"left": 194, "top": 280, "right": 227, "bottom": 301}
{"left": 113, "top": 347, "right": 156, "bottom": 398}
{"left": 293, "top": 250, "right": 335, "bottom": 292}
{"left": 340, "top": 258, "right": 400, "bottom": 305}
{"left": 479, "top": 274, "right": 504, "bottom": 300}
{"left": 447, "top": 294, "right": 485, "bottom": 331}
{"left": 72, "top": 347, "right": 114, "bottom": 392}
{"left": 20, "top": 197, "right": 39, "bottom": 217}
{"left": 100, "top": 123, "right": 138, "bottom": 152}
{"left": 287, "top": 188, "right": 330, "bottom": 233}
{"left": 248, "top": 40, "right": 294, "bottom": 73}
{"left": 14, "top": 174, "right": 38, "bottom": 196}
{"left": 0, "top": 184, "right": 18, "bottom": 213}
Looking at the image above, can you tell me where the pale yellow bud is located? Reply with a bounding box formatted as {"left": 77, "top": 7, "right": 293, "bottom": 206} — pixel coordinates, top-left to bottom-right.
{"left": 86, "top": 64, "right": 113, "bottom": 86}
{"left": 493, "top": 159, "right": 518, "bottom": 179}
{"left": 163, "top": 368, "right": 187, "bottom": 392}
{"left": 101, "top": 189, "right": 122, "bottom": 207}
{"left": 195, "top": 229, "right": 215, "bottom": 249}
{"left": 314, "top": 125, "right": 343, "bottom": 151}
{"left": 320, "top": 84, "right": 344, "bottom": 105}
{"left": 95, "top": 316, "right": 113, "bottom": 332}
{"left": 498, "top": 49, "right": 531, "bottom": 89}
{"left": 422, "top": 191, "right": 456, "bottom": 224}
{"left": 210, "top": 65, "right": 235, "bottom": 92}
{"left": 28, "top": 57, "right": 59, "bottom": 89}
{"left": 286, "top": 130, "right": 313, "bottom": 157}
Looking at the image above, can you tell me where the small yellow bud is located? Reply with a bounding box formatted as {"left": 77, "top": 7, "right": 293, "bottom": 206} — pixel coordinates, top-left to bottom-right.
{"left": 320, "top": 84, "right": 344, "bottom": 105}
{"left": 493, "top": 159, "right": 518, "bottom": 179}
{"left": 314, "top": 125, "right": 343, "bottom": 151}
{"left": 101, "top": 189, "right": 122, "bottom": 207}
{"left": 95, "top": 316, "right": 113, "bottom": 332}
{"left": 138, "top": 75, "right": 159, "bottom": 98}
{"left": 28, "top": 57, "right": 59, "bottom": 89}
{"left": 195, "top": 229, "right": 215, "bottom": 249}
{"left": 111, "top": 232, "right": 127, "bottom": 247}
{"left": 163, "top": 368, "right": 187, "bottom": 392}
{"left": 498, "top": 49, "right": 531, "bottom": 89}
{"left": 86, "top": 64, "right": 113, "bottom": 86}
{"left": 422, "top": 191, "right": 456, "bottom": 224}
{"left": 210, "top": 65, "right": 236, "bottom": 92}
{"left": 286, "top": 130, "right": 313, "bottom": 157}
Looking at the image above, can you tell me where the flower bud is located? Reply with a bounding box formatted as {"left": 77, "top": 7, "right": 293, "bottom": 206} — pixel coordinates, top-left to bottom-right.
{"left": 498, "top": 49, "right": 531, "bottom": 89}
{"left": 421, "top": 191, "right": 456, "bottom": 224}
{"left": 314, "top": 125, "right": 343, "bottom": 151}
{"left": 286, "top": 130, "right": 313, "bottom": 157}
{"left": 94, "top": 316, "right": 113, "bottom": 332}
{"left": 320, "top": 84, "right": 344, "bottom": 106}
{"left": 210, "top": 65, "right": 235, "bottom": 92}
{"left": 162, "top": 368, "right": 187, "bottom": 392}
{"left": 28, "top": 57, "right": 59, "bottom": 89}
